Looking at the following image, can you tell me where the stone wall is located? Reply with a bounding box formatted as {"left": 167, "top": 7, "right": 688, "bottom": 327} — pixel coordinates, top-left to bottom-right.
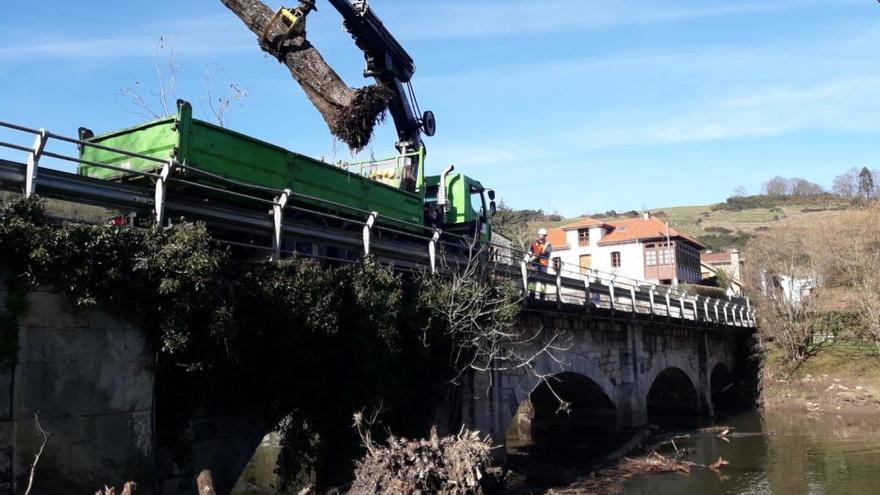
{"left": 0, "top": 285, "right": 155, "bottom": 494}
{"left": 460, "top": 310, "right": 753, "bottom": 459}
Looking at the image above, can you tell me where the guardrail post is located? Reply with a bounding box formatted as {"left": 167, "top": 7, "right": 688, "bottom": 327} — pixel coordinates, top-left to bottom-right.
{"left": 649, "top": 287, "right": 656, "bottom": 317}
{"left": 584, "top": 277, "right": 592, "bottom": 311}
{"left": 691, "top": 295, "right": 700, "bottom": 323}
{"left": 607, "top": 280, "right": 616, "bottom": 315}
{"left": 429, "top": 230, "right": 441, "bottom": 274}
{"left": 271, "top": 188, "right": 291, "bottom": 262}
{"left": 154, "top": 160, "right": 172, "bottom": 225}
{"left": 679, "top": 292, "right": 687, "bottom": 321}
{"left": 745, "top": 297, "right": 752, "bottom": 326}
{"left": 714, "top": 300, "right": 720, "bottom": 323}
{"left": 665, "top": 290, "right": 672, "bottom": 320}
{"left": 704, "top": 298, "right": 710, "bottom": 322}
{"left": 362, "top": 211, "right": 378, "bottom": 255}
{"left": 629, "top": 286, "right": 637, "bottom": 316}
{"left": 521, "top": 254, "right": 529, "bottom": 293}
{"left": 25, "top": 128, "right": 48, "bottom": 198}
{"left": 555, "top": 269, "right": 563, "bottom": 308}
{"left": 739, "top": 306, "right": 746, "bottom": 327}
{"left": 723, "top": 302, "right": 730, "bottom": 325}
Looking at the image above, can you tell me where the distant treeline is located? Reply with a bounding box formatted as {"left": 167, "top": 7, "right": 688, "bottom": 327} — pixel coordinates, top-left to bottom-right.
{"left": 734, "top": 166, "right": 877, "bottom": 201}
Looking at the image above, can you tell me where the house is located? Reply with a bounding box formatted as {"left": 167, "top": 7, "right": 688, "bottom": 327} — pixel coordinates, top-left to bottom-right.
{"left": 701, "top": 250, "right": 746, "bottom": 294}
{"left": 701, "top": 250, "right": 744, "bottom": 281}
{"left": 547, "top": 213, "right": 705, "bottom": 285}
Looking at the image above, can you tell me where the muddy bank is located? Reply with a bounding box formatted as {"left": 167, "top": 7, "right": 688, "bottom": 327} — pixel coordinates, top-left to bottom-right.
{"left": 762, "top": 347, "right": 880, "bottom": 415}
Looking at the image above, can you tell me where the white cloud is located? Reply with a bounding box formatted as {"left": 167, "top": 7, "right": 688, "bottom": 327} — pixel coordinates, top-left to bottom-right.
{"left": 387, "top": 0, "right": 862, "bottom": 40}
{"left": 568, "top": 76, "right": 880, "bottom": 148}
{"left": 0, "top": 15, "right": 253, "bottom": 60}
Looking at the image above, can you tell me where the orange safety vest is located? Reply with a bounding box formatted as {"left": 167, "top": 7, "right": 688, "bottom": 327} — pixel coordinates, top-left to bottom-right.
{"left": 530, "top": 240, "right": 550, "bottom": 267}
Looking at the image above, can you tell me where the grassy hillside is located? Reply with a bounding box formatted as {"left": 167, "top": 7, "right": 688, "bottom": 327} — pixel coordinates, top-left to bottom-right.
{"left": 567, "top": 194, "right": 857, "bottom": 251}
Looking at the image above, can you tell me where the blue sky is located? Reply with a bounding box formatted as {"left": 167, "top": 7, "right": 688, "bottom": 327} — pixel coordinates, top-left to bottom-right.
{"left": 1, "top": 0, "right": 878, "bottom": 216}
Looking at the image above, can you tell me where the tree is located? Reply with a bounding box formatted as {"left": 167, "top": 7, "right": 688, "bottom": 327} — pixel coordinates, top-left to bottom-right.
{"left": 832, "top": 168, "right": 859, "bottom": 198}
{"left": 789, "top": 178, "right": 824, "bottom": 197}
{"left": 220, "top": 0, "right": 393, "bottom": 151}
{"left": 749, "top": 205, "right": 880, "bottom": 359}
{"left": 715, "top": 268, "right": 731, "bottom": 290}
{"left": 745, "top": 222, "right": 827, "bottom": 363}
{"left": 859, "top": 167, "right": 875, "bottom": 201}
{"left": 762, "top": 176, "right": 789, "bottom": 196}
{"left": 491, "top": 201, "right": 536, "bottom": 253}
{"left": 810, "top": 206, "right": 880, "bottom": 355}
{"left": 119, "top": 37, "right": 248, "bottom": 128}
{"left": 416, "top": 243, "right": 572, "bottom": 407}
{"left": 732, "top": 185, "right": 748, "bottom": 198}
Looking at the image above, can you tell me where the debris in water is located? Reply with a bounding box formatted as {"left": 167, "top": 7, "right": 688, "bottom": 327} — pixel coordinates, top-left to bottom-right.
{"left": 349, "top": 425, "right": 496, "bottom": 495}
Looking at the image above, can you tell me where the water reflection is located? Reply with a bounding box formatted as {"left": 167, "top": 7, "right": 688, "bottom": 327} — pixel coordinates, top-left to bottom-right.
{"left": 234, "top": 410, "right": 880, "bottom": 495}
{"left": 232, "top": 433, "right": 281, "bottom": 495}
{"left": 625, "top": 411, "right": 880, "bottom": 495}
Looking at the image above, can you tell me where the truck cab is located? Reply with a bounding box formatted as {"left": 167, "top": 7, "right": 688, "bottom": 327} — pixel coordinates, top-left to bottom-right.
{"left": 424, "top": 171, "right": 495, "bottom": 243}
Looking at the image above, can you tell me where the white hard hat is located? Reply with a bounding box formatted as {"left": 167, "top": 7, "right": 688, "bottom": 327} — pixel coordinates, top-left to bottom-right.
{"left": 538, "top": 228, "right": 548, "bottom": 236}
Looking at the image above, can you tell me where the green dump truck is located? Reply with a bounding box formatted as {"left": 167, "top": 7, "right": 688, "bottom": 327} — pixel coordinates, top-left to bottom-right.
{"left": 77, "top": 100, "right": 495, "bottom": 243}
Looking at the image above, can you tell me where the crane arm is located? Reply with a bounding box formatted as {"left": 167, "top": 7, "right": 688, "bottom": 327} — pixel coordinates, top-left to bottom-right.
{"left": 327, "top": 0, "right": 434, "bottom": 185}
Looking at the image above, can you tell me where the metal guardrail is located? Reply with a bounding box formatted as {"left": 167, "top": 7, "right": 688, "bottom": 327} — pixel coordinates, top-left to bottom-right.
{"left": 0, "top": 120, "right": 756, "bottom": 329}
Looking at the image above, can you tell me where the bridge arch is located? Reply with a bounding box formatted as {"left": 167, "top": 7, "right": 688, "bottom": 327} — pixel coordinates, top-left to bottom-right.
{"left": 646, "top": 367, "right": 702, "bottom": 428}
{"left": 511, "top": 352, "right": 617, "bottom": 411}
{"left": 710, "top": 361, "right": 738, "bottom": 414}
{"left": 502, "top": 352, "right": 619, "bottom": 451}
{"left": 506, "top": 369, "right": 619, "bottom": 471}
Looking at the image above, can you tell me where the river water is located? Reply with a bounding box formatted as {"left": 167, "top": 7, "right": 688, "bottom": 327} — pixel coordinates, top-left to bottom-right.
{"left": 232, "top": 410, "right": 880, "bottom": 494}
{"left": 623, "top": 410, "right": 880, "bottom": 495}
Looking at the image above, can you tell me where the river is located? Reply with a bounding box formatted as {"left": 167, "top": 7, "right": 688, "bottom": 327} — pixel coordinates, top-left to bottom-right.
{"left": 622, "top": 410, "right": 880, "bottom": 495}
{"left": 232, "top": 410, "right": 880, "bottom": 494}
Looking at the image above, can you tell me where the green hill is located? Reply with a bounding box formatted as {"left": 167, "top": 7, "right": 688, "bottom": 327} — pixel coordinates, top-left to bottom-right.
{"left": 494, "top": 194, "right": 858, "bottom": 253}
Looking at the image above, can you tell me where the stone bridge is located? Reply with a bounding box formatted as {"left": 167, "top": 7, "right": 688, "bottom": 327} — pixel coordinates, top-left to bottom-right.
{"left": 456, "top": 306, "right": 757, "bottom": 461}
{"left": 0, "top": 286, "right": 757, "bottom": 495}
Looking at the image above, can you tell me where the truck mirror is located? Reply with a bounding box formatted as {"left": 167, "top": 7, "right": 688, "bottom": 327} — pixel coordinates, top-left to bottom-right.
{"left": 487, "top": 189, "right": 496, "bottom": 201}
{"left": 490, "top": 200, "right": 497, "bottom": 216}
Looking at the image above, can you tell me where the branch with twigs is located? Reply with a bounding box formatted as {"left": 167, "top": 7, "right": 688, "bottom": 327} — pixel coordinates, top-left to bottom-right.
{"left": 24, "top": 411, "right": 53, "bottom": 495}
{"left": 416, "top": 238, "right": 574, "bottom": 411}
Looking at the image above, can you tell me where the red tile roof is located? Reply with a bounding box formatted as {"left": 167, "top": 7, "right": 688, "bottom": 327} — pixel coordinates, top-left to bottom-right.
{"left": 547, "top": 228, "right": 568, "bottom": 250}
{"left": 560, "top": 217, "right": 611, "bottom": 230}
{"left": 598, "top": 217, "right": 704, "bottom": 249}
{"left": 702, "top": 251, "right": 733, "bottom": 264}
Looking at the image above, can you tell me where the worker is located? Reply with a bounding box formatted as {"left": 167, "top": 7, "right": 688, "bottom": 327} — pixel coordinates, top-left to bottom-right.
{"left": 529, "top": 228, "right": 553, "bottom": 299}
{"left": 530, "top": 228, "right": 553, "bottom": 272}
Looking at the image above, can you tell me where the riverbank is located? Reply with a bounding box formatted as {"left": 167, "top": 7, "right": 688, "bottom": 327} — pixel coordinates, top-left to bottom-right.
{"left": 762, "top": 343, "right": 880, "bottom": 415}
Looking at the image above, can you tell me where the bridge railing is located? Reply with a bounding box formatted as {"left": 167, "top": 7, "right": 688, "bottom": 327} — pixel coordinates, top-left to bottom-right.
{"left": 0, "top": 120, "right": 756, "bottom": 329}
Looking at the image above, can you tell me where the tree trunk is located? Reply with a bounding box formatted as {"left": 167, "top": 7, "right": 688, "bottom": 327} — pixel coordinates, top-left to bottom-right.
{"left": 220, "top": 0, "right": 391, "bottom": 150}
{"left": 196, "top": 470, "right": 216, "bottom": 495}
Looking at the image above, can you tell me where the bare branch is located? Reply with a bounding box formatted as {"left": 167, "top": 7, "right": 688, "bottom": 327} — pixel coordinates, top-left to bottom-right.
{"left": 24, "top": 411, "right": 53, "bottom": 495}
{"left": 416, "top": 240, "right": 574, "bottom": 409}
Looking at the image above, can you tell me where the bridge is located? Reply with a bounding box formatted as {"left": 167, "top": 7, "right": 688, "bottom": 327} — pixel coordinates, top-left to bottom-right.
{"left": 0, "top": 122, "right": 759, "bottom": 494}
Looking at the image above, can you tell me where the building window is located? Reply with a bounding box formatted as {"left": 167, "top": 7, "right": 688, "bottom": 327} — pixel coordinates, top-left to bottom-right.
{"left": 659, "top": 244, "right": 672, "bottom": 265}
{"left": 645, "top": 249, "right": 657, "bottom": 266}
{"left": 578, "top": 229, "right": 590, "bottom": 247}
{"left": 611, "top": 251, "right": 621, "bottom": 268}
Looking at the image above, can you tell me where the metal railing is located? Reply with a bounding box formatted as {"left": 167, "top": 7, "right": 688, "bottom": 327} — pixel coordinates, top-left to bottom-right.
{"left": 0, "top": 120, "right": 756, "bottom": 328}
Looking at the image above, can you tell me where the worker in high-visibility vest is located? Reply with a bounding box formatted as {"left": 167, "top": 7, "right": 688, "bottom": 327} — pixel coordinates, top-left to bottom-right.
{"left": 528, "top": 228, "right": 553, "bottom": 298}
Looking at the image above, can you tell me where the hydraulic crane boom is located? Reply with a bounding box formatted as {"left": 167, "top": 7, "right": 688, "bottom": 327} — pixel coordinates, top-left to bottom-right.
{"left": 327, "top": 0, "right": 435, "bottom": 189}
